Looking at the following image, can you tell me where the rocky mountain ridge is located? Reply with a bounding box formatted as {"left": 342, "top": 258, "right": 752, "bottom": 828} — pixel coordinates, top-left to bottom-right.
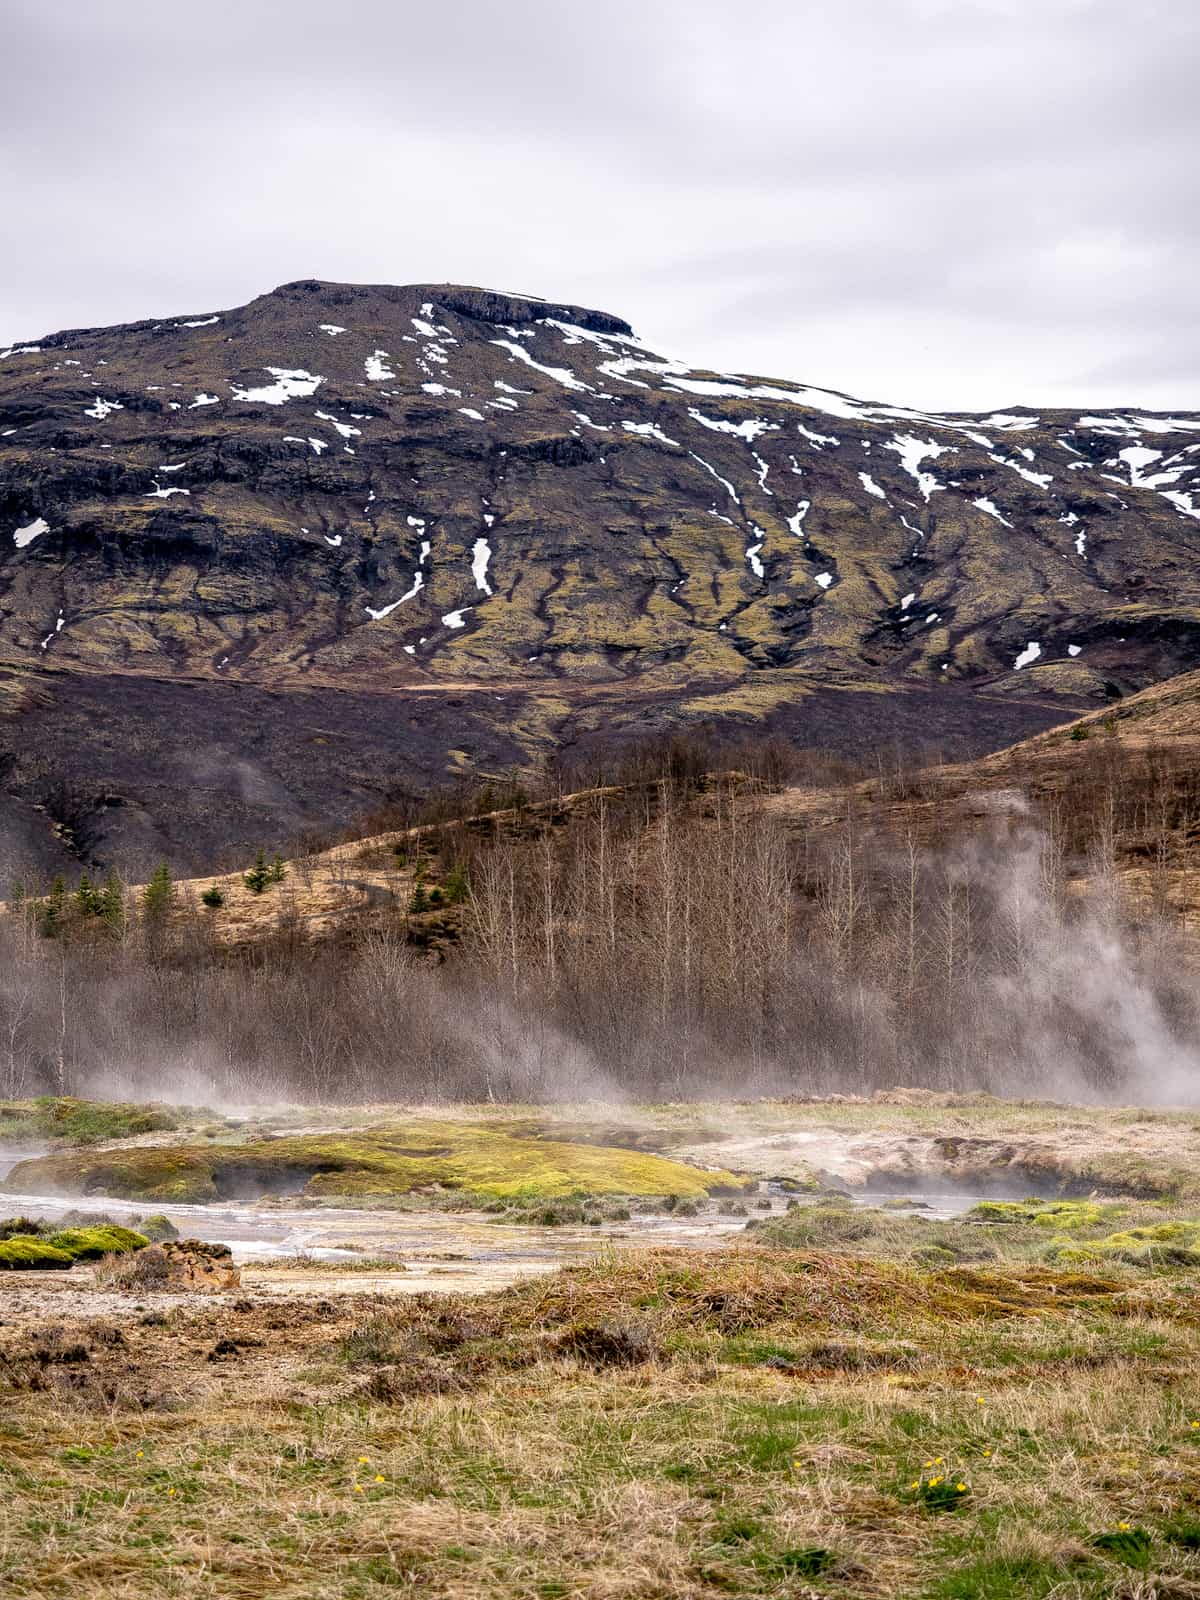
{"left": 2, "top": 278, "right": 1199, "bottom": 871}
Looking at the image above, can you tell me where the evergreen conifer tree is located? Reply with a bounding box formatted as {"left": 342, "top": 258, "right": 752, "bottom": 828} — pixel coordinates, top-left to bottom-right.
{"left": 99, "top": 871, "right": 125, "bottom": 931}
{"left": 244, "top": 850, "right": 270, "bottom": 894}
{"left": 143, "top": 863, "right": 174, "bottom": 917}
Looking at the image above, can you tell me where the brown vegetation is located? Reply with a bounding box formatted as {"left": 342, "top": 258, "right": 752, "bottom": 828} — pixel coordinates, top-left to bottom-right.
{"left": 2, "top": 710, "right": 1199, "bottom": 1106}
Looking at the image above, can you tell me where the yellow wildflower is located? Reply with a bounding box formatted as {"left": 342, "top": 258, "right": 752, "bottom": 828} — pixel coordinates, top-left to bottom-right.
{"left": 1118, "top": 1521, "right": 1130, "bottom": 1531}
{"left": 354, "top": 1483, "right": 365, "bottom": 1494}
{"left": 374, "top": 1474, "right": 385, "bottom": 1483}
{"left": 956, "top": 1482, "right": 967, "bottom": 1492}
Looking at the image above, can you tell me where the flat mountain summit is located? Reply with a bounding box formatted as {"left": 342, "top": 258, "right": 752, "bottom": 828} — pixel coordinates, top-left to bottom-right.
{"left": 3, "top": 278, "right": 1199, "bottom": 871}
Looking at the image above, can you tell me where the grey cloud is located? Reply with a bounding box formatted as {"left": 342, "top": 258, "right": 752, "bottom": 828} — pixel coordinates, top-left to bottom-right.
{"left": 1, "top": 0, "right": 1197, "bottom": 410}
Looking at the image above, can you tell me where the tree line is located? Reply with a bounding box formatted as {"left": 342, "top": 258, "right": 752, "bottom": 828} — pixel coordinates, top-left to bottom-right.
{"left": 1, "top": 726, "right": 1197, "bottom": 1105}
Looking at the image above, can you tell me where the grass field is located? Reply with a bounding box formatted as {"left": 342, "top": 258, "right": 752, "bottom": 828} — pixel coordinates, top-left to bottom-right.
{"left": 5, "top": 1238, "right": 1200, "bottom": 1598}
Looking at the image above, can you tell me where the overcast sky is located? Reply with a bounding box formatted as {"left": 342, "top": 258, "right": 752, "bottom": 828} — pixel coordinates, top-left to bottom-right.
{"left": 2, "top": 0, "right": 1197, "bottom": 410}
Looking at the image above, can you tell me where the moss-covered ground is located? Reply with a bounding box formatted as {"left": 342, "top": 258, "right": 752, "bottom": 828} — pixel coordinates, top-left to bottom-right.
{"left": 1, "top": 1121, "right": 751, "bottom": 1205}
{"left": 753, "top": 1194, "right": 1200, "bottom": 1272}
{"left": 0, "top": 1223, "right": 146, "bottom": 1270}
{"left": 6, "top": 1247, "right": 1200, "bottom": 1597}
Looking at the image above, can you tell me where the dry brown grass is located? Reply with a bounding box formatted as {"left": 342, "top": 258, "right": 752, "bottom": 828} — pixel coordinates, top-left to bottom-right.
{"left": 5, "top": 1247, "right": 1200, "bottom": 1596}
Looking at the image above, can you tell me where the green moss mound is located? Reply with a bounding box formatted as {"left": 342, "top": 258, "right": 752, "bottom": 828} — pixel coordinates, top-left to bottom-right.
{"left": 0, "top": 1121, "right": 751, "bottom": 1205}
{"left": 1049, "top": 1220, "right": 1200, "bottom": 1267}
{"left": 133, "top": 1212, "right": 179, "bottom": 1241}
{"left": 966, "top": 1199, "right": 1127, "bottom": 1232}
{"left": 0, "top": 1235, "right": 74, "bottom": 1269}
{"left": 45, "top": 1225, "right": 148, "bottom": 1261}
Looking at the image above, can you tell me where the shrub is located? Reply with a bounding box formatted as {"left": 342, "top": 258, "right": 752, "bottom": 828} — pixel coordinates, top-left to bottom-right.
{"left": 94, "top": 1244, "right": 172, "bottom": 1290}
{"left": 201, "top": 886, "right": 225, "bottom": 909}
{"left": 552, "top": 1319, "right": 658, "bottom": 1367}
{"left": 0, "top": 1216, "right": 49, "bottom": 1240}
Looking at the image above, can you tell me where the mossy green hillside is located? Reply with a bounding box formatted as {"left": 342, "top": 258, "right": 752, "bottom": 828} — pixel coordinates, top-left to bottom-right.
{"left": 0, "top": 1122, "right": 752, "bottom": 1204}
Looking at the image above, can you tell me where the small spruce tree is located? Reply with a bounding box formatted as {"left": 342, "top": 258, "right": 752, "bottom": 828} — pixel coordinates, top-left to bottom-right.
{"left": 201, "top": 885, "right": 225, "bottom": 909}
{"left": 244, "top": 850, "right": 270, "bottom": 894}
{"left": 143, "top": 863, "right": 174, "bottom": 917}
{"left": 443, "top": 864, "right": 469, "bottom": 904}
{"left": 267, "top": 853, "right": 287, "bottom": 884}
{"left": 41, "top": 876, "right": 67, "bottom": 938}
{"left": 99, "top": 871, "right": 125, "bottom": 931}
{"left": 75, "top": 873, "right": 101, "bottom": 917}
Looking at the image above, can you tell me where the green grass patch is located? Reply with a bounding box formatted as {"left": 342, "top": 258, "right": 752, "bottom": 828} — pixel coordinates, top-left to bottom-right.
{"left": 0, "top": 1097, "right": 181, "bottom": 1145}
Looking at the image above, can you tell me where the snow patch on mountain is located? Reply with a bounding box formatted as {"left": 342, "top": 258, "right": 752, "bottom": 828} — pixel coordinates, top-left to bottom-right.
{"left": 366, "top": 571, "right": 424, "bottom": 620}
{"left": 365, "top": 351, "right": 395, "bottom": 381}
{"left": 231, "top": 368, "right": 323, "bottom": 405}
{"left": 973, "top": 497, "right": 1013, "bottom": 528}
{"left": 687, "top": 408, "right": 778, "bottom": 442}
{"left": 472, "top": 538, "right": 493, "bottom": 594}
{"left": 491, "top": 339, "right": 592, "bottom": 393}
{"left": 12, "top": 517, "right": 48, "bottom": 548}
{"left": 622, "top": 420, "right": 680, "bottom": 446}
{"left": 84, "top": 395, "right": 123, "bottom": 420}
{"left": 883, "top": 435, "right": 950, "bottom": 500}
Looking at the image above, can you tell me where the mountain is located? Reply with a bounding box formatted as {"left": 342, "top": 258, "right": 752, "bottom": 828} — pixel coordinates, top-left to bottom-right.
{"left": 3, "top": 277, "right": 1200, "bottom": 874}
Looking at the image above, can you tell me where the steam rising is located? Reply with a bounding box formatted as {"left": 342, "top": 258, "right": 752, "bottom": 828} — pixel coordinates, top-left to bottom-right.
{"left": 1, "top": 796, "right": 1197, "bottom": 1111}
